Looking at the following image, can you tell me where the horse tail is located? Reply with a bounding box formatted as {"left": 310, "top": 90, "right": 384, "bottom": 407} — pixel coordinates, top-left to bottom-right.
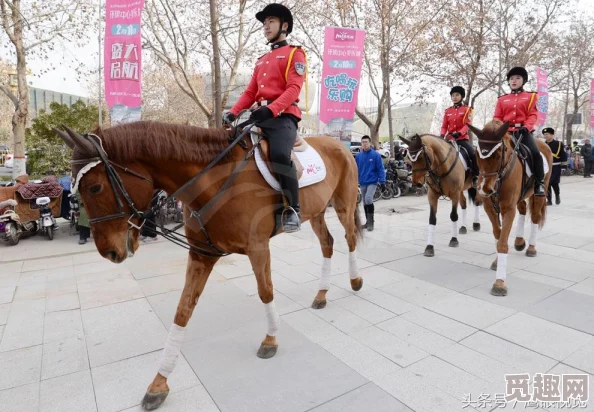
{"left": 354, "top": 203, "right": 364, "bottom": 242}
{"left": 539, "top": 198, "right": 547, "bottom": 229}
{"left": 467, "top": 187, "right": 477, "bottom": 205}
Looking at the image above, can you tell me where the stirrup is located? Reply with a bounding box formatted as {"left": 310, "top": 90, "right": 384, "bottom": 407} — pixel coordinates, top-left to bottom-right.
{"left": 281, "top": 206, "right": 301, "bottom": 233}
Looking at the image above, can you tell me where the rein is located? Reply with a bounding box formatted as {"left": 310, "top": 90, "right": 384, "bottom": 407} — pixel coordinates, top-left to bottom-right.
{"left": 71, "top": 119, "right": 261, "bottom": 257}
{"left": 409, "top": 141, "right": 458, "bottom": 196}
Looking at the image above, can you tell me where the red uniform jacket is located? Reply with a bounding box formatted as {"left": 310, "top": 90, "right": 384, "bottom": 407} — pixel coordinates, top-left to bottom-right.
{"left": 493, "top": 90, "right": 538, "bottom": 132}
{"left": 440, "top": 104, "right": 473, "bottom": 140}
{"left": 230, "top": 44, "right": 306, "bottom": 120}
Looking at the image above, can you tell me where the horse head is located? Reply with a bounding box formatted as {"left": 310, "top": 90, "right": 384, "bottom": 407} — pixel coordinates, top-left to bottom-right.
{"left": 400, "top": 134, "right": 429, "bottom": 187}
{"left": 467, "top": 120, "right": 510, "bottom": 197}
{"left": 54, "top": 125, "right": 155, "bottom": 263}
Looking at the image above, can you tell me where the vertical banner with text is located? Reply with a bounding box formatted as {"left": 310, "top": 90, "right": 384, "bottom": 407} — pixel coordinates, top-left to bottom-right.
{"left": 319, "top": 27, "right": 366, "bottom": 148}
{"left": 104, "top": 0, "right": 144, "bottom": 124}
{"left": 535, "top": 67, "right": 549, "bottom": 129}
{"left": 590, "top": 78, "right": 594, "bottom": 138}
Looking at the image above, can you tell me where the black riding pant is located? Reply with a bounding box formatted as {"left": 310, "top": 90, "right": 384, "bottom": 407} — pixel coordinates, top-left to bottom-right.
{"left": 257, "top": 114, "right": 300, "bottom": 208}
{"left": 516, "top": 129, "right": 544, "bottom": 180}
{"left": 457, "top": 139, "right": 478, "bottom": 175}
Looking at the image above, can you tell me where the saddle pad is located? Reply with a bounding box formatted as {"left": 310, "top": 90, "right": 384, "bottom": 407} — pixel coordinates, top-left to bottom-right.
{"left": 251, "top": 133, "right": 326, "bottom": 192}
{"left": 17, "top": 181, "right": 62, "bottom": 200}
{"left": 524, "top": 152, "right": 550, "bottom": 178}
{"left": 458, "top": 152, "right": 468, "bottom": 171}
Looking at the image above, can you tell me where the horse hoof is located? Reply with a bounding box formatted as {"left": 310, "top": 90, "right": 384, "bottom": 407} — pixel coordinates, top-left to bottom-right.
{"left": 350, "top": 277, "right": 363, "bottom": 291}
{"left": 490, "top": 284, "right": 508, "bottom": 296}
{"left": 424, "top": 245, "right": 435, "bottom": 257}
{"left": 473, "top": 223, "right": 481, "bottom": 231}
{"left": 257, "top": 343, "right": 278, "bottom": 359}
{"left": 311, "top": 299, "right": 327, "bottom": 310}
{"left": 490, "top": 261, "right": 497, "bottom": 271}
{"left": 459, "top": 226, "right": 467, "bottom": 235}
{"left": 449, "top": 237, "right": 459, "bottom": 247}
{"left": 526, "top": 249, "right": 537, "bottom": 257}
{"left": 514, "top": 242, "right": 526, "bottom": 252}
{"left": 141, "top": 391, "right": 169, "bottom": 411}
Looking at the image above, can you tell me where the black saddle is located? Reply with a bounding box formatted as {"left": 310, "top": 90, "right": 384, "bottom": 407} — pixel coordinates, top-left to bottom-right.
{"left": 510, "top": 136, "right": 535, "bottom": 199}
{"left": 448, "top": 140, "right": 473, "bottom": 174}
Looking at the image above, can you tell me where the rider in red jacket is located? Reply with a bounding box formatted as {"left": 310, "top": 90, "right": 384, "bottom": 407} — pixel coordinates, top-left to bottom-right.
{"left": 440, "top": 86, "right": 478, "bottom": 186}
{"left": 493, "top": 67, "right": 545, "bottom": 196}
{"left": 223, "top": 4, "right": 306, "bottom": 232}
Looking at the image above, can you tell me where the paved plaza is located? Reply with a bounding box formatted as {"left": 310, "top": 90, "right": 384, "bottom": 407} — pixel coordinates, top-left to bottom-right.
{"left": 0, "top": 175, "right": 593, "bottom": 412}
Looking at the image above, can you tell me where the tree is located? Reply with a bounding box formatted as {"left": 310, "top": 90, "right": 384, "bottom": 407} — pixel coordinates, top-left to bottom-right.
{"left": 142, "top": 0, "right": 265, "bottom": 127}
{"left": 25, "top": 101, "right": 101, "bottom": 177}
{"left": 0, "top": 0, "right": 92, "bottom": 179}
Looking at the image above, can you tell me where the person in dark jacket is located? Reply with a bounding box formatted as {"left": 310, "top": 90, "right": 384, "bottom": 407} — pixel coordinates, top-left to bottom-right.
{"left": 581, "top": 140, "right": 592, "bottom": 178}
{"left": 543, "top": 128, "right": 567, "bottom": 205}
{"left": 355, "top": 135, "right": 386, "bottom": 231}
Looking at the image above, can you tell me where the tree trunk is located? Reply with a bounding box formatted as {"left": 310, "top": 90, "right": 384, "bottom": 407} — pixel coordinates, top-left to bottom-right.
{"left": 12, "top": 11, "right": 29, "bottom": 179}
{"left": 209, "top": 0, "right": 222, "bottom": 127}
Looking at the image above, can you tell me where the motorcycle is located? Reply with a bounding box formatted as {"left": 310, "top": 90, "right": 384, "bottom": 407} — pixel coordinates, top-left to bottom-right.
{"left": 36, "top": 197, "right": 58, "bottom": 240}
{"left": 0, "top": 199, "right": 37, "bottom": 245}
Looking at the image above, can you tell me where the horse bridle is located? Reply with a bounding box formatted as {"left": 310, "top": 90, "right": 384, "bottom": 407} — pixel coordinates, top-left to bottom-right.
{"left": 477, "top": 136, "right": 517, "bottom": 193}
{"left": 408, "top": 142, "right": 458, "bottom": 194}
{"left": 71, "top": 120, "right": 260, "bottom": 257}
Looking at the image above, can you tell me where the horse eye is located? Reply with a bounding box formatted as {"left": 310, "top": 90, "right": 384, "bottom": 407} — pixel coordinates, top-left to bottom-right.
{"left": 90, "top": 184, "right": 102, "bottom": 194}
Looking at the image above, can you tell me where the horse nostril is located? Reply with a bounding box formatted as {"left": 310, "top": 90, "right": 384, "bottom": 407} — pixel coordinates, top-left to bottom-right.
{"left": 415, "top": 183, "right": 423, "bottom": 188}
{"left": 105, "top": 250, "right": 118, "bottom": 262}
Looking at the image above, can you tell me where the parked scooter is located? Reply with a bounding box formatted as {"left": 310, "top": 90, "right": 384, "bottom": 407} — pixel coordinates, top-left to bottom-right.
{"left": 36, "top": 197, "right": 58, "bottom": 240}
{"left": 0, "top": 199, "right": 37, "bottom": 245}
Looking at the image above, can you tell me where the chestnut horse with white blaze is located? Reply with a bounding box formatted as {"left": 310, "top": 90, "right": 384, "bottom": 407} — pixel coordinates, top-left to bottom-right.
{"left": 401, "top": 134, "right": 482, "bottom": 257}
{"left": 468, "top": 120, "right": 552, "bottom": 297}
{"left": 54, "top": 121, "right": 364, "bottom": 411}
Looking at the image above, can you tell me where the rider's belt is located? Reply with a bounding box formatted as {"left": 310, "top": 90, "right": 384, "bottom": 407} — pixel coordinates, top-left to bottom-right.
{"left": 552, "top": 162, "right": 561, "bottom": 166}
{"left": 258, "top": 99, "right": 298, "bottom": 107}
{"left": 513, "top": 123, "right": 523, "bottom": 128}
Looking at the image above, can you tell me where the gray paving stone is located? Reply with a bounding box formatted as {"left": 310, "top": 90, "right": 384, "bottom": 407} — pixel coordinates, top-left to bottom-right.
{"left": 41, "top": 336, "right": 88, "bottom": 380}
{"left": 382, "top": 277, "right": 458, "bottom": 307}
{"left": 182, "top": 321, "right": 368, "bottom": 412}
{"left": 333, "top": 295, "right": 396, "bottom": 324}
{"left": 0, "top": 303, "right": 10, "bottom": 326}
{"left": 0, "top": 298, "right": 45, "bottom": 352}
{"left": 524, "top": 256, "right": 592, "bottom": 282}
{"left": 485, "top": 312, "right": 593, "bottom": 360}
{"left": 425, "top": 293, "right": 516, "bottom": 329}
{"left": 356, "top": 288, "right": 418, "bottom": 315}
{"left": 507, "top": 270, "right": 574, "bottom": 289}
{"left": 39, "top": 369, "right": 96, "bottom": 412}
{"left": 525, "top": 290, "right": 594, "bottom": 335}
{"left": 310, "top": 305, "right": 373, "bottom": 334}
{"left": 0, "top": 382, "right": 39, "bottom": 412}
{"left": 400, "top": 307, "right": 477, "bottom": 341}
{"left": 282, "top": 309, "right": 346, "bottom": 344}
{"left": 377, "top": 317, "right": 457, "bottom": 354}
{"left": 545, "top": 363, "right": 594, "bottom": 412}
{"left": 43, "top": 309, "right": 84, "bottom": 344}
{"left": 567, "top": 277, "right": 594, "bottom": 298}
{"left": 564, "top": 343, "right": 594, "bottom": 375}
{"left": 77, "top": 268, "right": 144, "bottom": 309}
{"left": 0, "top": 286, "right": 15, "bottom": 304}
{"left": 460, "top": 332, "right": 558, "bottom": 376}
{"left": 92, "top": 350, "right": 200, "bottom": 412}
{"left": 309, "top": 382, "right": 413, "bottom": 412}
{"left": 45, "top": 292, "right": 80, "bottom": 313}
{"left": 0, "top": 345, "right": 42, "bottom": 390}
{"left": 119, "top": 385, "right": 220, "bottom": 412}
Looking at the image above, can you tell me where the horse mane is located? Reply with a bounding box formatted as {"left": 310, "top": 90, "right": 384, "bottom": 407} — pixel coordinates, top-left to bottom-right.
{"left": 83, "top": 121, "right": 235, "bottom": 164}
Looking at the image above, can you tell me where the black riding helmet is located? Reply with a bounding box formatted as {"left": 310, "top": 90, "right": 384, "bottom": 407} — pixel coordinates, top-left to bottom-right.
{"left": 506, "top": 67, "right": 528, "bottom": 84}
{"left": 256, "top": 3, "right": 293, "bottom": 43}
{"left": 450, "top": 86, "right": 466, "bottom": 99}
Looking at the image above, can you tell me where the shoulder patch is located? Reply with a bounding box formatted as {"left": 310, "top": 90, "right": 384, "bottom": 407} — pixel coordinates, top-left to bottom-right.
{"left": 295, "top": 61, "right": 305, "bottom": 76}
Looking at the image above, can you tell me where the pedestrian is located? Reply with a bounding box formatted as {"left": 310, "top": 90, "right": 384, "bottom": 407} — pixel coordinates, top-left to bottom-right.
{"left": 222, "top": 3, "right": 306, "bottom": 233}
{"left": 140, "top": 191, "right": 160, "bottom": 243}
{"left": 493, "top": 66, "right": 545, "bottom": 196}
{"left": 440, "top": 86, "right": 479, "bottom": 187}
{"left": 355, "top": 135, "right": 386, "bottom": 232}
{"left": 542, "top": 127, "right": 566, "bottom": 205}
{"left": 76, "top": 192, "right": 91, "bottom": 245}
{"left": 580, "top": 139, "right": 592, "bottom": 178}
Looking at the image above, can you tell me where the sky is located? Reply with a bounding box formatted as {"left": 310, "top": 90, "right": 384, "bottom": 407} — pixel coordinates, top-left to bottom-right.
{"left": 2, "top": 0, "right": 592, "bottom": 108}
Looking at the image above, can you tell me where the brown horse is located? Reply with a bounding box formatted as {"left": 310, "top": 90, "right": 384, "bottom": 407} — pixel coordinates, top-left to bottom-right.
{"left": 468, "top": 120, "right": 552, "bottom": 297}
{"left": 401, "top": 134, "right": 482, "bottom": 257}
{"left": 54, "top": 121, "right": 364, "bottom": 411}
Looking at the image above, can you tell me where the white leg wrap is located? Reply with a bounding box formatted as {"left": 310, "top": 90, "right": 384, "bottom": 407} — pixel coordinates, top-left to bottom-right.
{"left": 158, "top": 324, "right": 186, "bottom": 378}
{"left": 451, "top": 221, "right": 458, "bottom": 238}
{"left": 529, "top": 223, "right": 539, "bottom": 246}
{"left": 318, "top": 257, "right": 332, "bottom": 290}
{"left": 427, "top": 224, "right": 436, "bottom": 245}
{"left": 461, "top": 209, "right": 468, "bottom": 227}
{"left": 474, "top": 205, "right": 481, "bottom": 223}
{"left": 496, "top": 253, "right": 508, "bottom": 281}
{"left": 265, "top": 301, "right": 280, "bottom": 336}
{"left": 348, "top": 252, "right": 359, "bottom": 280}
{"left": 515, "top": 215, "right": 526, "bottom": 238}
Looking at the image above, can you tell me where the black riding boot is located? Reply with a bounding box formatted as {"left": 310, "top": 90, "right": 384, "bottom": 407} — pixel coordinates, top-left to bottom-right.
{"left": 278, "top": 162, "right": 301, "bottom": 233}
{"left": 459, "top": 140, "right": 479, "bottom": 188}
{"left": 366, "top": 203, "right": 375, "bottom": 232}
{"left": 546, "top": 185, "right": 553, "bottom": 205}
{"left": 362, "top": 204, "right": 369, "bottom": 229}
{"left": 520, "top": 130, "right": 545, "bottom": 196}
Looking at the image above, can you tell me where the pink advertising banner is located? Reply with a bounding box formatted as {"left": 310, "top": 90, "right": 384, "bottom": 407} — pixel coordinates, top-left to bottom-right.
{"left": 590, "top": 78, "right": 594, "bottom": 135}
{"left": 104, "top": 0, "right": 144, "bottom": 124}
{"left": 319, "top": 27, "right": 366, "bottom": 147}
{"left": 535, "top": 67, "right": 549, "bottom": 128}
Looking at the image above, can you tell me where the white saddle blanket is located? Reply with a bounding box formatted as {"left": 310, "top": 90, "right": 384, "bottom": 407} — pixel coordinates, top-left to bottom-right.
{"left": 251, "top": 133, "right": 327, "bottom": 192}
{"left": 525, "top": 152, "right": 550, "bottom": 178}
{"left": 459, "top": 152, "right": 468, "bottom": 171}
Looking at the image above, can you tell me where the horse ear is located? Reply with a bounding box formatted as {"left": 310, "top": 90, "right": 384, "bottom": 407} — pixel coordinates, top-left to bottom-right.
{"left": 62, "top": 124, "right": 97, "bottom": 155}
{"left": 399, "top": 136, "right": 411, "bottom": 146}
{"left": 52, "top": 128, "right": 75, "bottom": 149}
{"left": 496, "top": 121, "right": 510, "bottom": 138}
{"left": 467, "top": 123, "right": 483, "bottom": 139}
